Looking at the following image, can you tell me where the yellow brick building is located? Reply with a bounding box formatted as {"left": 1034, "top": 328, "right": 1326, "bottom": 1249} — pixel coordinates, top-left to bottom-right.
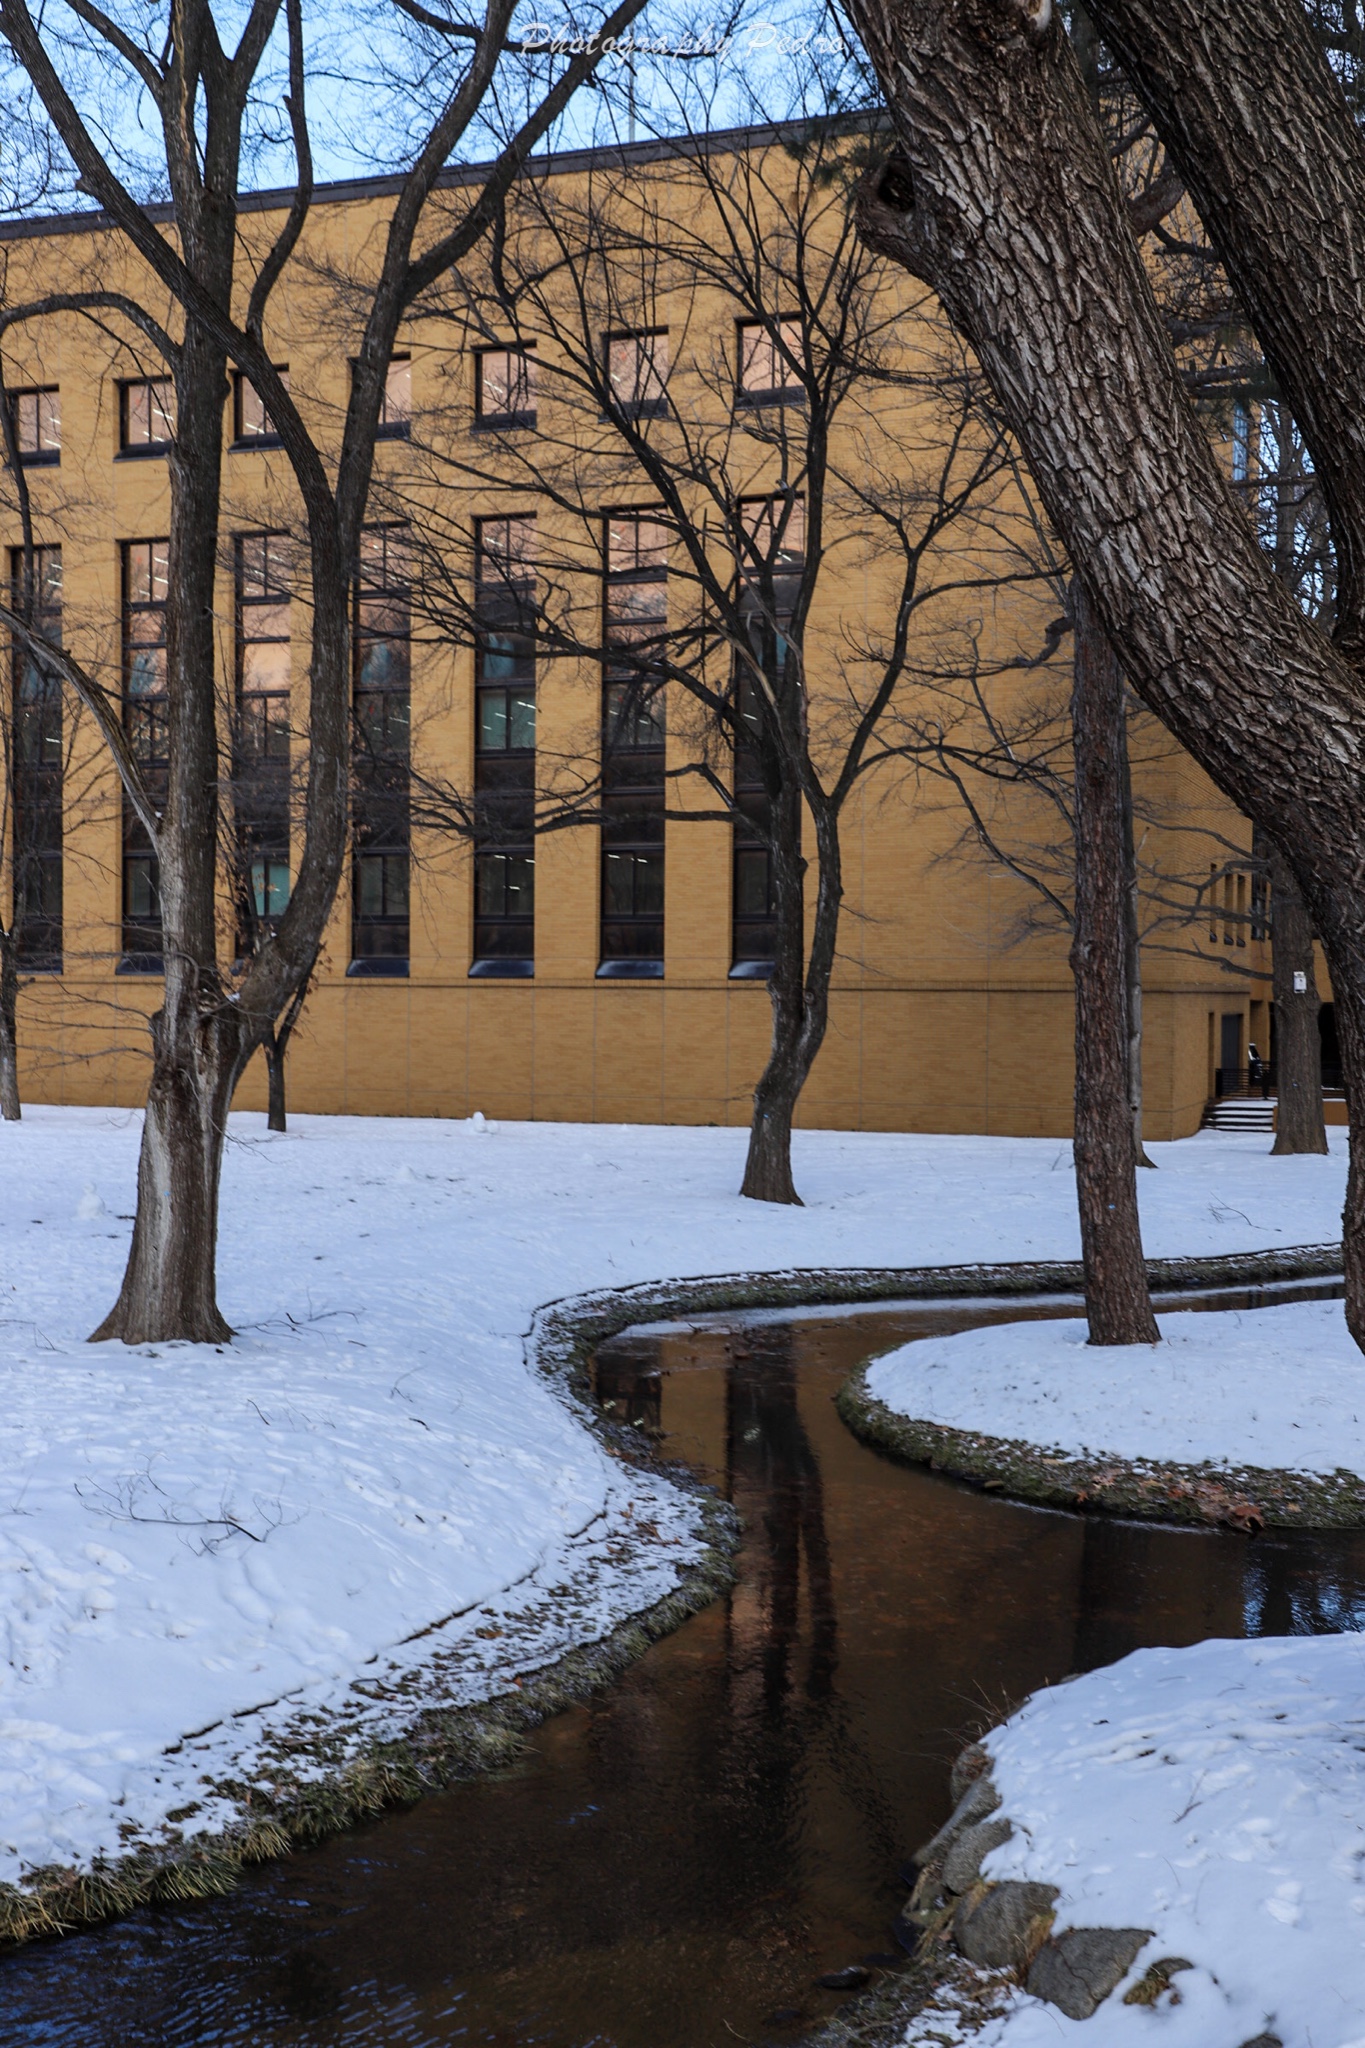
{"left": 0, "top": 123, "right": 1270, "bottom": 1138}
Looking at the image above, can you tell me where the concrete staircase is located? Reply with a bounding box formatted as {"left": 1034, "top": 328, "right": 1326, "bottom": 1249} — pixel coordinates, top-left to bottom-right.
{"left": 1201, "top": 1096, "right": 1276, "bottom": 1133}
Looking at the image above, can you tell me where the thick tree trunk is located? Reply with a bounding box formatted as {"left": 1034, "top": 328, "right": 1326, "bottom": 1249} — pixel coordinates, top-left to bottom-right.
{"left": 1069, "top": 583, "right": 1160, "bottom": 1346}
{"left": 0, "top": 932, "right": 19, "bottom": 1121}
{"left": 265, "top": 1036, "right": 288, "bottom": 1134}
{"left": 90, "top": 1011, "right": 243, "bottom": 1343}
{"left": 94, "top": 301, "right": 237, "bottom": 1339}
{"left": 1119, "top": 705, "right": 1154, "bottom": 1166}
{"left": 1268, "top": 843, "right": 1328, "bottom": 1157}
{"left": 848, "top": 0, "right": 1365, "bottom": 1350}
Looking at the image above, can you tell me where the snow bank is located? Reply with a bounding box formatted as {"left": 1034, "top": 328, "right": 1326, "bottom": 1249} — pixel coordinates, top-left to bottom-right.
{"left": 903, "top": 1634, "right": 1365, "bottom": 2048}
{"left": 865, "top": 1298, "right": 1365, "bottom": 1478}
{"left": 0, "top": 1109, "right": 1348, "bottom": 1887}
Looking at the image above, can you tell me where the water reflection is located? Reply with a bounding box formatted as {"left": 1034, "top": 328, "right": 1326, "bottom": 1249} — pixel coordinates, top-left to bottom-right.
{"left": 4, "top": 1286, "right": 1363, "bottom": 2048}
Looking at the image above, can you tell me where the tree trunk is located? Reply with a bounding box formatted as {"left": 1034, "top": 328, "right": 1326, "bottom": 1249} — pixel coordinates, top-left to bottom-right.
{"left": 1069, "top": 582, "right": 1160, "bottom": 1346}
{"left": 848, "top": 1, "right": 1365, "bottom": 1351}
{"left": 90, "top": 1010, "right": 243, "bottom": 1343}
{"left": 1120, "top": 705, "right": 1155, "bottom": 1166}
{"left": 265, "top": 1032, "right": 287, "bottom": 1133}
{"left": 0, "top": 931, "right": 19, "bottom": 1121}
{"left": 741, "top": 776, "right": 843, "bottom": 1206}
{"left": 93, "top": 296, "right": 237, "bottom": 1340}
{"left": 1268, "top": 843, "right": 1328, "bottom": 1156}
{"left": 743, "top": 780, "right": 810, "bottom": 1205}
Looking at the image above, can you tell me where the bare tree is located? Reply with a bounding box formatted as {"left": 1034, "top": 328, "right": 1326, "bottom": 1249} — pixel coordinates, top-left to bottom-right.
{"left": 0, "top": 0, "right": 649, "bottom": 1339}
{"left": 392, "top": 112, "right": 1050, "bottom": 1202}
{"left": 850, "top": 0, "right": 1365, "bottom": 1349}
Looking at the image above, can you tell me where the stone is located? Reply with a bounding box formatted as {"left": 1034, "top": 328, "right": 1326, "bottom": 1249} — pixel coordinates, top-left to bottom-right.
{"left": 953, "top": 1881, "right": 1059, "bottom": 1970}
{"left": 1026, "top": 1927, "right": 1154, "bottom": 2020}
{"left": 891, "top": 1907, "right": 922, "bottom": 1956}
{"left": 949, "top": 1740, "right": 991, "bottom": 1805}
{"left": 912, "top": 1770, "right": 1001, "bottom": 1870}
{"left": 817, "top": 1966, "right": 870, "bottom": 1989}
{"left": 1123, "top": 1957, "right": 1193, "bottom": 2007}
{"left": 942, "top": 1816, "right": 1014, "bottom": 1894}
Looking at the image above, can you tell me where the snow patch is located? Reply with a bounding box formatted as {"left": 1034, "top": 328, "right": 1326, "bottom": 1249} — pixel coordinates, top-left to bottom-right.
{"left": 865, "top": 1298, "right": 1364, "bottom": 1476}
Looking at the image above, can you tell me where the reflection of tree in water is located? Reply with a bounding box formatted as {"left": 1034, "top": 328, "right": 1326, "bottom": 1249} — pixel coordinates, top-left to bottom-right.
{"left": 726, "top": 1323, "right": 838, "bottom": 1711}
{"left": 1242, "top": 1533, "right": 1365, "bottom": 1638}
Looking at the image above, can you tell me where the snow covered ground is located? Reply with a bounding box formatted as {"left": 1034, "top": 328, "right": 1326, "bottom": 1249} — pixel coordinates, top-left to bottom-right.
{"left": 0, "top": 1108, "right": 1349, "bottom": 1900}
{"left": 902, "top": 1634, "right": 1365, "bottom": 2048}
{"left": 864, "top": 1297, "right": 1365, "bottom": 1479}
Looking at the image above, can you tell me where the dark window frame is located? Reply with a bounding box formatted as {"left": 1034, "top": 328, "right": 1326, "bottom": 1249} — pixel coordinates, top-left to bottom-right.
{"left": 349, "top": 522, "right": 412, "bottom": 975}
{"left": 231, "top": 366, "right": 289, "bottom": 449}
{"left": 471, "top": 512, "right": 537, "bottom": 976}
{"left": 233, "top": 531, "right": 293, "bottom": 954}
{"left": 736, "top": 315, "right": 805, "bottom": 408}
{"left": 474, "top": 344, "right": 537, "bottom": 430}
{"left": 604, "top": 327, "right": 669, "bottom": 422}
{"left": 118, "top": 537, "right": 170, "bottom": 970}
{"left": 360, "top": 354, "right": 413, "bottom": 442}
{"left": 9, "top": 386, "right": 60, "bottom": 466}
{"left": 728, "top": 496, "right": 806, "bottom": 976}
{"left": 8, "top": 543, "right": 63, "bottom": 970}
{"left": 597, "top": 509, "right": 666, "bottom": 978}
{"left": 118, "top": 375, "right": 176, "bottom": 458}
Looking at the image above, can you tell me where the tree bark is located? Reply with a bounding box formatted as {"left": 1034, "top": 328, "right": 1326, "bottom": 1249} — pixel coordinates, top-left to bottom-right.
{"left": 91, "top": 1016, "right": 241, "bottom": 1344}
{"left": 742, "top": 778, "right": 840, "bottom": 1205}
{"left": 1119, "top": 701, "right": 1154, "bottom": 1166}
{"left": 1068, "top": 581, "right": 1160, "bottom": 1345}
{"left": 0, "top": 931, "right": 19, "bottom": 1120}
{"left": 1081, "top": 0, "right": 1365, "bottom": 663}
{"left": 265, "top": 1036, "right": 288, "bottom": 1134}
{"left": 1268, "top": 842, "right": 1329, "bottom": 1156}
{"left": 94, "top": 236, "right": 240, "bottom": 1341}
{"left": 848, "top": 0, "right": 1365, "bottom": 1350}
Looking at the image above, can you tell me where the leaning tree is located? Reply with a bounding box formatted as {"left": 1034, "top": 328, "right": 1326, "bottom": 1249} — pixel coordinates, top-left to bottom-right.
{"left": 846, "top": 0, "right": 1365, "bottom": 1350}
{"left": 0, "top": 0, "right": 649, "bottom": 1340}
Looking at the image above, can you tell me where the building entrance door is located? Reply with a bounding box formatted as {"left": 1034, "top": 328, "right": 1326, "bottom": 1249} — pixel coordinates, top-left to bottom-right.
{"left": 1219, "top": 1012, "right": 1244, "bottom": 1093}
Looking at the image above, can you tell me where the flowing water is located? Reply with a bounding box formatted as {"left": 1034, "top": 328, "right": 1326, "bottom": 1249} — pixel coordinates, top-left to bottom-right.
{"left": 5, "top": 1279, "right": 1361, "bottom": 2048}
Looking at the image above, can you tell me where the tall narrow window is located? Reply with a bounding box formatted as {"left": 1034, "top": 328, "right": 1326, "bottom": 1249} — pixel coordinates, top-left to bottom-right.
{"left": 10, "top": 388, "right": 60, "bottom": 465}
{"left": 731, "top": 674, "right": 775, "bottom": 976}
{"left": 234, "top": 533, "right": 292, "bottom": 952}
{"left": 731, "top": 496, "right": 805, "bottom": 976}
{"left": 121, "top": 539, "right": 169, "bottom": 967}
{"left": 375, "top": 356, "right": 411, "bottom": 439}
{"left": 351, "top": 525, "right": 411, "bottom": 973}
{"left": 9, "top": 545, "right": 62, "bottom": 969}
{"left": 737, "top": 317, "right": 803, "bottom": 406}
{"left": 475, "top": 346, "right": 536, "bottom": 428}
{"left": 606, "top": 330, "right": 668, "bottom": 419}
{"left": 1232, "top": 399, "right": 1252, "bottom": 484}
{"left": 472, "top": 514, "right": 536, "bottom": 976}
{"left": 598, "top": 512, "right": 666, "bottom": 977}
{"left": 120, "top": 377, "right": 175, "bottom": 454}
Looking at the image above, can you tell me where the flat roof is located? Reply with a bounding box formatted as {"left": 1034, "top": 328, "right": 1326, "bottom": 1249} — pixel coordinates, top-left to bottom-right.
{"left": 0, "top": 115, "right": 869, "bottom": 243}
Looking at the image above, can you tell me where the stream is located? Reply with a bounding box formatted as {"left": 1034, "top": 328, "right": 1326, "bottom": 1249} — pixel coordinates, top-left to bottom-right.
{"left": 5, "top": 1278, "right": 1361, "bottom": 2047}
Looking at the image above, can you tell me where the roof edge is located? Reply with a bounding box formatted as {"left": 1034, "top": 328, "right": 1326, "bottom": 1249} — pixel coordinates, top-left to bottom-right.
{"left": 0, "top": 112, "right": 880, "bottom": 245}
